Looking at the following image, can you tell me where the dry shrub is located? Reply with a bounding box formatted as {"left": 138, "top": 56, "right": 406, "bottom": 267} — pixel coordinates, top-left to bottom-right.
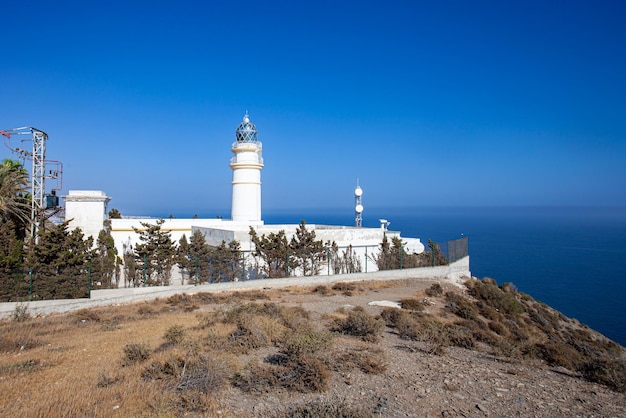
{"left": 193, "top": 292, "right": 220, "bottom": 304}
{"left": 0, "top": 323, "right": 47, "bottom": 352}
{"left": 234, "top": 354, "right": 330, "bottom": 394}
{"left": 311, "top": 285, "right": 333, "bottom": 295}
{"left": 219, "top": 302, "right": 282, "bottom": 324}
{"left": 578, "top": 357, "right": 626, "bottom": 392}
{"left": 477, "top": 303, "right": 503, "bottom": 321}
{"left": 445, "top": 292, "right": 478, "bottom": 320}
{"left": 195, "top": 313, "right": 213, "bottom": 329}
{"left": 462, "top": 320, "right": 500, "bottom": 347}
{"left": 204, "top": 322, "right": 236, "bottom": 350}
{"left": 419, "top": 318, "right": 449, "bottom": 355}
{"left": 233, "top": 360, "right": 279, "bottom": 393}
{"left": 535, "top": 342, "right": 582, "bottom": 370}
{"left": 137, "top": 303, "right": 156, "bottom": 316}
{"left": 467, "top": 278, "right": 524, "bottom": 315}
{"left": 71, "top": 308, "right": 101, "bottom": 323}
{"left": 166, "top": 293, "right": 199, "bottom": 311}
{"left": 229, "top": 318, "right": 273, "bottom": 353}
{"left": 96, "top": 371, "right": 123, "bottom": 388}
{"left": 380, "top": 308, "right": 421, "bottom": 340}
{"left": 331, "top": 306, "right": 384, "bottom": 342}
{"left": 488, "top": 320, "right": 510, "bottom": 337}
{"left": 332, "top": 282, "right": 359, "bottom": 296}
{"left": 337, "top": 347, "right": 387, "bottom": 374}
{"left": 122, "top": 342, "right": 151, "bottom": 366}
{"left": 279, "top": 399, "right": 372, "bottom": 418}
{"left": 280, "top": 307, "right": 310, "bottom": 331}
{"left": 142, "top": 354, "right": 185, "bottom": 381}
{"left": 528, "top": 305, "right": 561, "bottom": 333}
{"left": 232, "top": 289, "right": 271, "bottom": 301}
{"left": 176, "top": 353, "right": 235, "bottom": 394}
{"left": 400, "top": 298, "right": 425, "bottom": 311}
{"left": 163, "top": 325, "right": 187, "bottom": 345}
{"left": 425, "top": 283, "right": 443, "bottom": 297}
{"left": 0, "top": 358, "right": 43, "bottom": 374}
{"left": 100, "top": 319, "right": 120, "bottom": 331}
{"left": 277, "top": 355, "right": 330, "bottom": 392}
{"left": 170, "top": 390, "right": 223, "bottom": 416}
{"left": 282, "top": 330, "right": 333, "bottom": 358}
{"left": 444, "top": 323, "right": 476, "bottom": 350}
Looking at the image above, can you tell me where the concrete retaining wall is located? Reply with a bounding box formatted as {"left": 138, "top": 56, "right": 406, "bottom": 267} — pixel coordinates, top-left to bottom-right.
{"left": 0, "top": 257, "right": 470, "bottom": 319}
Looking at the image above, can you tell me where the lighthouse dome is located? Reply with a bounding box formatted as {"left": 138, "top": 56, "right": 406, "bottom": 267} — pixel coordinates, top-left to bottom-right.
{"left": 236, "top": 113, "right": 258, "bottom": 142}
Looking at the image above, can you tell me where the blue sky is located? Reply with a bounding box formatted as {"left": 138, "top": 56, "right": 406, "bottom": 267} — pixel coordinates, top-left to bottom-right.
{"left": 2, "top": 1, "right": 625, "bottom": 217}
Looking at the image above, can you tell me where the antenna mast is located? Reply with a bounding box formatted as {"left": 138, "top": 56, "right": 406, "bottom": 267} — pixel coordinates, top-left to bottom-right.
{"left": 1, "top": 126, "right": 62, "bottom": 238}
{"left": 354, "top": 180, "right": 363, "bottom": 228}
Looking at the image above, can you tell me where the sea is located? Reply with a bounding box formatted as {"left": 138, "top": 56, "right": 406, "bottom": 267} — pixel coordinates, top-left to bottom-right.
{"left": 262, "top": 206, "right": 626, "bottom": 347}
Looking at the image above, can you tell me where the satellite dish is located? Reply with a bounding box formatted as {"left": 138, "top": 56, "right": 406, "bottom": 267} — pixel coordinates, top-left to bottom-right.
{"left": 355, "top": 204, "right": 363, "bottom": 213}
{"left": 354, "top": 187, "right": 363, "bottom": 197}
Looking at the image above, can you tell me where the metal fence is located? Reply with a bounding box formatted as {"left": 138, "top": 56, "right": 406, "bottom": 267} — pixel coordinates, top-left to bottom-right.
{"left": 0, "top": 266, "right": 93, "bottom": 302}
{"left": 0, "top": 237, "right": 469, "bottom": 301}
{"left": 441, "top": 236, "right": 469, "bottom": 264}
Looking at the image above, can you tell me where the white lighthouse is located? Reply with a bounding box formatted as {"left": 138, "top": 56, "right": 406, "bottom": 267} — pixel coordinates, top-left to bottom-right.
{"left": 230, "top": 112, "right": 264, "bottom": 222}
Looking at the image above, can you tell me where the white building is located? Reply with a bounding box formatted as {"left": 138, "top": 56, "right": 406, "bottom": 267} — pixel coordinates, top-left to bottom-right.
{"left": 64, "top": 113, "right": 424, "bottom": 285}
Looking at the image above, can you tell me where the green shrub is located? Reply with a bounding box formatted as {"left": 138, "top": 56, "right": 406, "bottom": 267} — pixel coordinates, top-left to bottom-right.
{"left": 11, "top": 303, "right": 31, "bottom": 322}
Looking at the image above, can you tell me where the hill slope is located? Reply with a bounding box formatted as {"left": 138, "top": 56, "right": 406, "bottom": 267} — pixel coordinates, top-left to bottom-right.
{"left": 0, "top": 277, "right": 624, "bottom": 417}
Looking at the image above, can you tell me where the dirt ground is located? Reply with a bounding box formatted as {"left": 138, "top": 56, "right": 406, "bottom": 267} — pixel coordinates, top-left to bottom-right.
{"left": 209, "top": 279, "right": 626, "bottom": 417}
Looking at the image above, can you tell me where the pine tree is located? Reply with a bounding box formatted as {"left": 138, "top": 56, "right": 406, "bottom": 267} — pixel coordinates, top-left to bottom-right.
{"left": 122, "top": 240, "right": 138, "bottom": 287}
{"left": 289, "top": 221, "right": 325, "bottom": 276}
{"left": 209, "top": 240, "right": 241, "bottom": 282}
{"left": 0, "top": 218, "right": 27, "bottom": 301}
{"left": 177, "top": 234, "right": 192, "bottom": 283}
{"left": 177, "top": 230, "right": 213, "bottom": 284}
{"left": 249, "top": 227, "right": 291, "bottom": 278}
{"left": 26, "top": 222, "right": 94, "bottom": 299}
{"left": 133, "top": 219, "right": 176, "bottom": 286}
{"left": 93, "top": 229, "right": 118, "bottom": 288}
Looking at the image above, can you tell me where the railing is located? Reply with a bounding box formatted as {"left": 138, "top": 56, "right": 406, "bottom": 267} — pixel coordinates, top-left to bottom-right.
{"left": 0, "top": 237, "right": 469, "bottom": 301}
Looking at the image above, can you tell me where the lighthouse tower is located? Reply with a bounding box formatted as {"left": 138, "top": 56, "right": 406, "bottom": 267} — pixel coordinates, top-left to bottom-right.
{"left": 230, "top": 112, "right": 264, "bottom": 222}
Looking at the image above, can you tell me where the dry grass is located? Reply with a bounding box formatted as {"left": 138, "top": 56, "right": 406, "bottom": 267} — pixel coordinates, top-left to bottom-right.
{"left": 0, "top": 276, "right": 624, "bottom": 417}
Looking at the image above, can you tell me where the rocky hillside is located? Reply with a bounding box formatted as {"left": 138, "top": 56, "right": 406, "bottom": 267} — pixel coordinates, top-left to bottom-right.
{"left": 0, "top": 277, "right": 624, "bottom": 417}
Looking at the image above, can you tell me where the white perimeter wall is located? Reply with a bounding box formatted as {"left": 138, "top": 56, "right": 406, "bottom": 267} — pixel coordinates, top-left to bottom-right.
{"left": 0, "top": 257, "right": 471, "bottom": 318}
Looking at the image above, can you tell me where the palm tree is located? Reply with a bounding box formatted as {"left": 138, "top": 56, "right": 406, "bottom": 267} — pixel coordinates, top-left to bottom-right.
{"left": 0, "top": 158, "right": 31, "bottom": 226}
